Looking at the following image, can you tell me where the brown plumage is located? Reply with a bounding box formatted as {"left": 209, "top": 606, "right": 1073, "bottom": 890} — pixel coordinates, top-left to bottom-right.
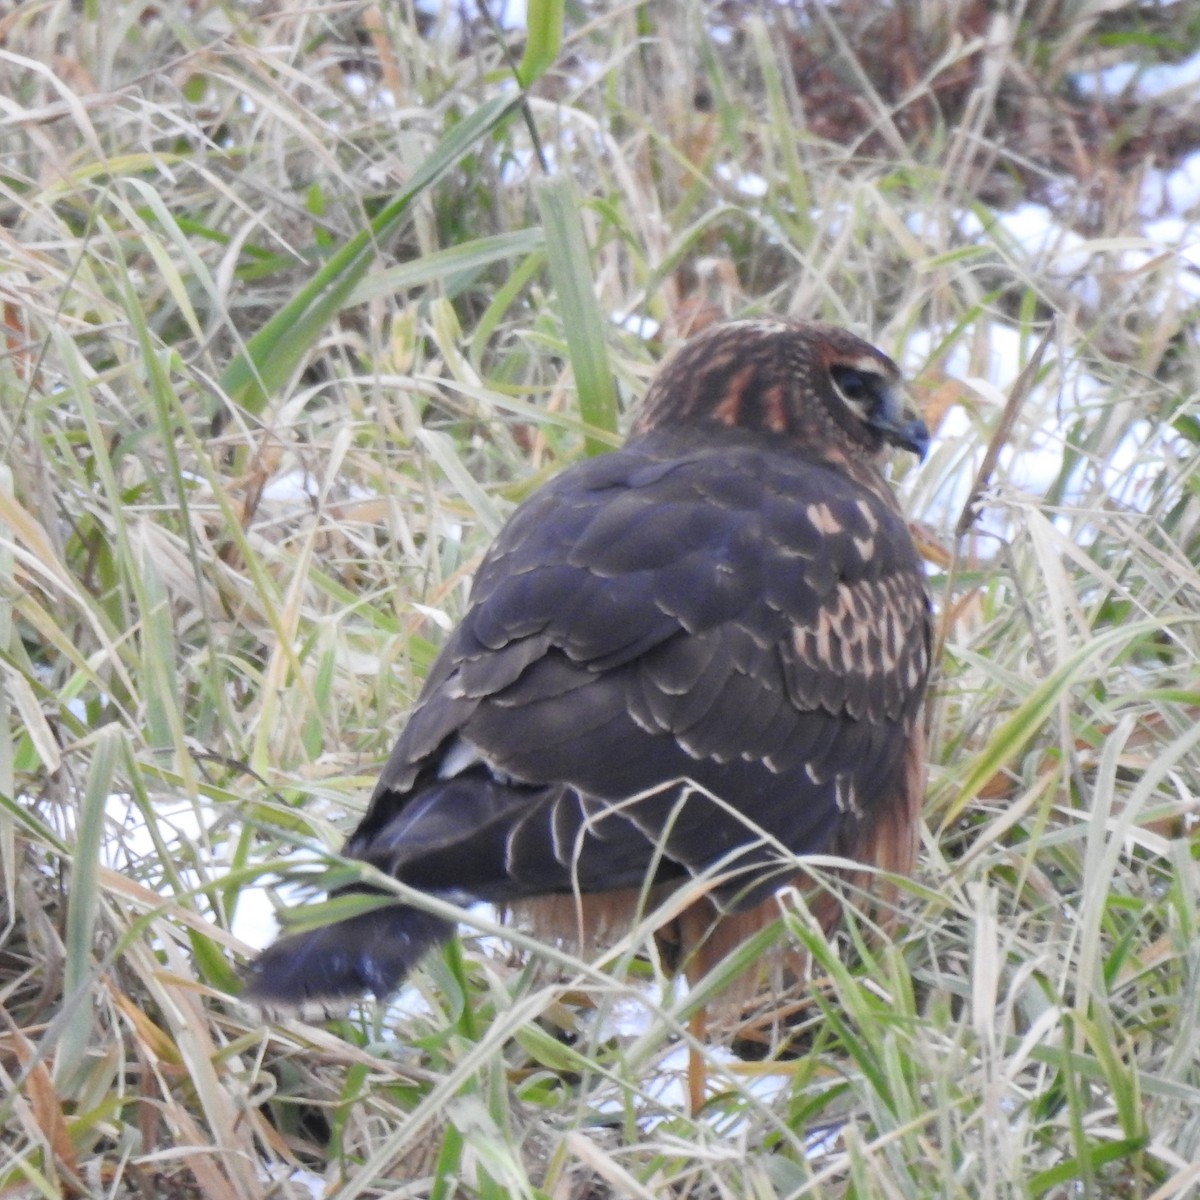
{"left": 242, "top": 318, "right": 932, "bottom": 1011}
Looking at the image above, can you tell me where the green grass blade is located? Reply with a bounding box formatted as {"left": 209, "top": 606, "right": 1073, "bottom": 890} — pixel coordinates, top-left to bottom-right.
{"left": 56, "top": 726, "right": 121, "bottom": 1081}
{"left": 517, "top": 0, "right": 565, "bottom": 86}
{"left": 348, "top": 228, "right": 545, "bottom": 306}
{"left": 940, "top": 617, "right": 1192, "bottom": 828}
{"left": 536, "top": 175, "right": 619, "bottom": 453}
{"left": 219, "top": 92, "right": 524, "bottom": 413}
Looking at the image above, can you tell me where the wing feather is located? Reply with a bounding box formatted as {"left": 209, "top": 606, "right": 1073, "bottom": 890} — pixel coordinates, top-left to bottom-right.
{"left": 353, "top": 422, "right": 930, "bottom": 916}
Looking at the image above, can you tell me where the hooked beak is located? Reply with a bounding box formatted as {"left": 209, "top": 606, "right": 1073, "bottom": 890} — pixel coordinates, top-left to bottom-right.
{"left": 871, "top": 387, "right": 930, "bottom": 460}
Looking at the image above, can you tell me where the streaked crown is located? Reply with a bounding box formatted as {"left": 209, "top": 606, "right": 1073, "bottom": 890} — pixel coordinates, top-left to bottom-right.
{"left": 633, "top": 319, "right": 929, "bottom": 462}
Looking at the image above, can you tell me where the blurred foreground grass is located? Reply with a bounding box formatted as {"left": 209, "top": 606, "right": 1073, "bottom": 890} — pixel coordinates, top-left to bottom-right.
{"left": 1, "top": 2, "right": 1199, "bottom": 1196}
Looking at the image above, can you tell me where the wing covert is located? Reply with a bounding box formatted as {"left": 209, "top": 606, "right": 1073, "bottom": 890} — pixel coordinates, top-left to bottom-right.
{"left": 355, "top": 422, "right": 929, "bottom": 911}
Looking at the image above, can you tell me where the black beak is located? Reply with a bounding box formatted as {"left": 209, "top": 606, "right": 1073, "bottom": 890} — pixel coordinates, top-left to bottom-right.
{"left": 890, "top": 412, "right": 931, "bottom": 460}
{"left": 872, "top": 389, "right": 930, "bottom": 460}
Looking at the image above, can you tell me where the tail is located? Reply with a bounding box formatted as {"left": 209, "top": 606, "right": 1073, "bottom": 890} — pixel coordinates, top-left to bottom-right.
{"left": 240, "top": 901, "right": 454, "bottom": 1009}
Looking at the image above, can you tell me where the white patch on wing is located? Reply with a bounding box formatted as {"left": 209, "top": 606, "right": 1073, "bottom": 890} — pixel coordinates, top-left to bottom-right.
{"left": 806, "top": 502, "right": 843, "bottom": 534}
{"left": 855, "top": 498, "right": 880, "bottom": 532}
{"left": 437, "top": 735, "right": 480, "bottom": 778}
{"left": 437, "top": 734, "right": 514, "bottom": 783}
{"left": 834, "top": 775, "right": 861, "bottom": 817}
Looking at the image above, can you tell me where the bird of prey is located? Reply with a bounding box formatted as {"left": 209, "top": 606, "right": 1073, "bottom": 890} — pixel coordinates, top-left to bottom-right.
{"left": 243, "top": 318, "right": 932, "bottom": 1035}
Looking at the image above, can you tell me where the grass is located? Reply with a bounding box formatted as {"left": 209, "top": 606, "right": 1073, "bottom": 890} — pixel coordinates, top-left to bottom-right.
{"left": 2, "top": 0, "right": 1199, "bottom": 1196}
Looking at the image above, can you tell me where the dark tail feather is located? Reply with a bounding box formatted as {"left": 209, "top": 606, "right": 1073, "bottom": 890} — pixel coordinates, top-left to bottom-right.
{"left": 240, "top": 903, "right": 454, "bottom": 1009}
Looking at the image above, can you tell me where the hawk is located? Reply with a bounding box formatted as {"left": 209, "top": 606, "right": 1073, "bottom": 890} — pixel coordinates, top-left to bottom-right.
{"left": 243, "top": 318, "right": 932, "bottom": 1016}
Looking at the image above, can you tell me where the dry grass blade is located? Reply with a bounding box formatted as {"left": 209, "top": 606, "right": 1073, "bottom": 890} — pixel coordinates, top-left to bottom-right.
{"left": 954, "top": 319, "right": 1056, "bottom": 538}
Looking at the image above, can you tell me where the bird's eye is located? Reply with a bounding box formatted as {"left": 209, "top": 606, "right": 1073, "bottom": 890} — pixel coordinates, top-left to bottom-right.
{"left": 829, "top": 365, "right": 877, "bottom": 414}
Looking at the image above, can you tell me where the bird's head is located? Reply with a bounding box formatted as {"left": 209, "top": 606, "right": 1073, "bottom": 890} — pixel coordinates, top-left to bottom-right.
{"left": 633, "top": 319, "right": 929, "bottom": 464}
